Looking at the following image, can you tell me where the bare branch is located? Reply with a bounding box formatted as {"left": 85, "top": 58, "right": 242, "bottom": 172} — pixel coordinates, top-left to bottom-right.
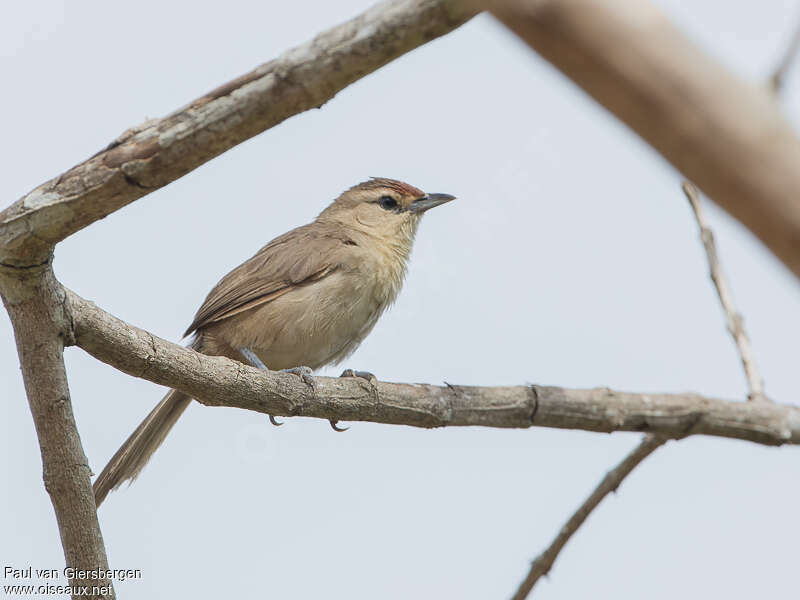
{"left": 681, "top": 182, "right": 767, "bottom": 402}
{"left": 511, "top": 434, "right": 666, "bottom": 599}
{"left": 770, "top": 18, "right": 800, "bottom": 92}
{"left": 0, "top": 0, "right": 477, "bottom": 266}
{"left": 0, "top": 263, "right": 113, "bottom": 600}
{"left": 66, "top": 289, "right": 800, "bottom": 446}
{"left": 490, "top": 0, "right": 800, "bottom": 280}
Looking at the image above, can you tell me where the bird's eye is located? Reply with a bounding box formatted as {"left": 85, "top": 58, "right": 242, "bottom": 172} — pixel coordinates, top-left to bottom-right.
{"left": 379, "top": 195, "right": 398, "bottom": 210}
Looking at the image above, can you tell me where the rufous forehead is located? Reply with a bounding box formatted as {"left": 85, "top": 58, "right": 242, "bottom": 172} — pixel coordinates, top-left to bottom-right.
{"left": 356, "top": 177, "right": 424, "bottom": 198}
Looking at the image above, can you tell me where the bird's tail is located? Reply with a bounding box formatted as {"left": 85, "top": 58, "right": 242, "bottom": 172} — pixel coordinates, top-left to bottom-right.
{"left": 93, "top": 388, "right": 192, "bottom": 507}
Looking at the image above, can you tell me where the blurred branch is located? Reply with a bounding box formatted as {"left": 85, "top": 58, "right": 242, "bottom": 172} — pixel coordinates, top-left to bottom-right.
{"left": 511, "top": 434, "right": 666, "bottom": 599}
{"left": 682, "top": 182, "right": 767, "bottom": 402}
{"left": 0, "top": 0, "right": 477, "bottom": 267}
{"left": 67, "top": 289, "right": 800, "bottom": 445}
{"left": 491, "top": 0, "right": 800, "bottom": 281}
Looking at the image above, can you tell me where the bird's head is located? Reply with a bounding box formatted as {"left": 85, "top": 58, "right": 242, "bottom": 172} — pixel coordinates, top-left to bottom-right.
{"left": 317, "top": 178, "right": 455, "bottom": 246}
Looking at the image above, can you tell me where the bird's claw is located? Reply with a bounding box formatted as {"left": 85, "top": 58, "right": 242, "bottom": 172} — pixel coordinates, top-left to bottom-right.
{"left": 329, "top": 419, "right": 349, "bottom": 432}
{"left": 269, "top": 415, "right": 284, "bottom": 427}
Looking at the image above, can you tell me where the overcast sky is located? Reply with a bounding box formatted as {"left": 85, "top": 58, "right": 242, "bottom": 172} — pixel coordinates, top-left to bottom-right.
{"left": 2, "top": 1, "right": 800, "bottom": 598}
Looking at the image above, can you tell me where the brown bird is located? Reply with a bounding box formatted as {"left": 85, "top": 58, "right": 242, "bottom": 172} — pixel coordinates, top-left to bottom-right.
{"left": 93, "top": 178, "right": 455, "bottom": 506}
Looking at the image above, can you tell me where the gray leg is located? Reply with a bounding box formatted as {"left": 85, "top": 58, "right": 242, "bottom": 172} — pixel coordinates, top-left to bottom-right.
{"left": 238, "top": 347, "right": 283, "bottom": 426}
{"left": 239, "top": 347, "right": 267, "bottom": 370}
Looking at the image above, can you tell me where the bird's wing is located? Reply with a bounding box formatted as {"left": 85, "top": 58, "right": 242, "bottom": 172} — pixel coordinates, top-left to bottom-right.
{"left": 183, "top": 224, "right": 347, "bottom": 337}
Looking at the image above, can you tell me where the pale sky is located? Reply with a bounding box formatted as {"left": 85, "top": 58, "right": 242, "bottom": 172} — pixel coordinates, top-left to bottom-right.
{"left": 2, "top": 1, "right": 799, "bottom": 598}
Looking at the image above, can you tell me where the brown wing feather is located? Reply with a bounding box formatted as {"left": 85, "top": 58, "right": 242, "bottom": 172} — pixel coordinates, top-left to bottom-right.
{"left": 183, "top": 224, "right": 342, "bottom": 337}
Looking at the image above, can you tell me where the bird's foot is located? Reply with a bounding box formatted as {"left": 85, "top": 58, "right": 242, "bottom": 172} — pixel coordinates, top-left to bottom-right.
{"left": 340, "top": 369, "right": 378, "bottom": 386}
{"left": 332, "top": 369, "right": 379, "bottom": 432}
{"left": 281, "top": 366, "right": 317, "bottom": 392}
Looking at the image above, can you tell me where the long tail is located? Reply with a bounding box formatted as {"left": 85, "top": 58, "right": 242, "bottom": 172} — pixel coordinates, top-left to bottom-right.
{"left": 93, "top": 389, "right": 192, "bottom": 507}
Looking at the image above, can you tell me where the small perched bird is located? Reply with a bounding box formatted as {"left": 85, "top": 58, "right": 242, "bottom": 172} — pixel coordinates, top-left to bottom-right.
{"left": 93, "top": 178, "right": 455, "bottom": 506}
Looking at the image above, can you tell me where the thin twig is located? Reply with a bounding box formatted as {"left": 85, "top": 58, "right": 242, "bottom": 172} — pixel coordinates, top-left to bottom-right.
{"left": 682, "top": 181, "right": 768, "bottom": 402}
{"left": 511, "top": 434, "right": 667, "bottom": 599}
{"left": 770, "top": 17, "right": 800, "bottom": 92}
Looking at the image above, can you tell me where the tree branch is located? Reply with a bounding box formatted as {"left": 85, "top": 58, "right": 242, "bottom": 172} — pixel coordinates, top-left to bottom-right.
{"left": 682, "top": 181, "right": 767, "bottom": 402}
{"left": 511, "top": 434, "right": 666, "bottom": 600}
{"left": 0, "top": 0, "right": 477, "bottom": 266}
{"left": 0, "top": 263, "right": 113, "bottom": 600}
{"left": 66, "top": 289, "right": 800, "bottom": 445}
{"left": 490, "top": 0, "right": 800, "bottom": 280}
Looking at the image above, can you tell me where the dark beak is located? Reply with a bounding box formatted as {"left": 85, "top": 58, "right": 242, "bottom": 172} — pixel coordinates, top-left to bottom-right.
{"left": 408, "top": 193, "right": 456, "bottom": 214}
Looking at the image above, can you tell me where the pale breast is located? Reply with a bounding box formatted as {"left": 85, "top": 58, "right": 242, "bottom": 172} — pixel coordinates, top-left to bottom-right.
{"left": 223, "top": 265, "right": 399, "bottom": 370}
{"left": 206, "top": 229, "right": 414, "bottom": 371}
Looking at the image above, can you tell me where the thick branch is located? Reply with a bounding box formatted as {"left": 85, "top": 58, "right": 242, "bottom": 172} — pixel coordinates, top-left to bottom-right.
{"left": 0, "top": 264, "right": 113, "bottom": 600}
{"left": 492, "top": 0, "right": 800, "bottom": 280}
{"left": 67, "top": 290, "right": 800, "bottom": 446}
{"left": 0, "top": 0, "right": 477, "bottom": 266}
{"left": 511, "top": 434, "right": 666, "bottom": 599}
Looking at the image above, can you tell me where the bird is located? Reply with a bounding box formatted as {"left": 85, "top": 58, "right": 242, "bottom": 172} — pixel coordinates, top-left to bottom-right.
{"left": 93, "top": 177, "right": 455, "bottom": 506}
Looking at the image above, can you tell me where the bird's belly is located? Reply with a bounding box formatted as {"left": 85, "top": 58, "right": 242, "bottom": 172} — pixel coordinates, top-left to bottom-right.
{"left": 241, "top": 271, "right": 390, "bottom": 370}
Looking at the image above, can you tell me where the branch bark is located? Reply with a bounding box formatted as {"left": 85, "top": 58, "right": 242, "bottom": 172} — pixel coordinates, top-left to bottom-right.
{"left": 491, "top": 0, "right": 800, "bottom": 281}
{"left": 0, "top": 262, "right": 113, "bottom": 600}
{"left": 67, "top": 290, "right": 800, "bottom": 446}
{"left": 0, "top": 0, "right": 477, "bottom": 266}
